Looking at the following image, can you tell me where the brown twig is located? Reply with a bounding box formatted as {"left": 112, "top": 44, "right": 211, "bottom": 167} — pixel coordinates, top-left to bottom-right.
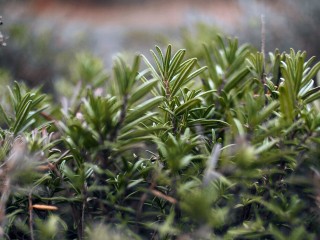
{"left": 40, "top": 112, "right": 56, "bottom": 122}
{"left": 150, "top": 189, "right": 177, "bottom": 205}
{"left": 31, "top": 204, "right": 58, "bottom": 211}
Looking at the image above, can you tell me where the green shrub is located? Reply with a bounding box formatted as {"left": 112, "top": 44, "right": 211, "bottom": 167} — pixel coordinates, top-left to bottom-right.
{"left": 0, "top": 33, "right": 320, "bottom": 240}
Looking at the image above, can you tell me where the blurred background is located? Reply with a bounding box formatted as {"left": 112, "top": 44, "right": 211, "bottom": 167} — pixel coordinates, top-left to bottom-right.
{"left": 0, "top": 0, "right": 320, "bottom": 93}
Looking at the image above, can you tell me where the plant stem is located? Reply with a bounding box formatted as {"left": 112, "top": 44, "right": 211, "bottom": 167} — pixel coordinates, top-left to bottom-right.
{"left": 80, "top": 183, "right": 87, "bottom": 240}
{"left": 261, "top": 14, "right": 266, "bottom": 60}
{"left": 0, "top": 177, "right": 11, "bottom": 238}
{"left": 28, "top": 193, "right": 35, "bottom": 240}
{"left": 164, "top": 79, "right": 171, "bottom": 100}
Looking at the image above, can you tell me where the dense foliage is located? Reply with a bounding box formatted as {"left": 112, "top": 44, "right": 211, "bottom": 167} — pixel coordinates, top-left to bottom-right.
{"left": 1, "top": 28, "right": 320, "bottom": 239}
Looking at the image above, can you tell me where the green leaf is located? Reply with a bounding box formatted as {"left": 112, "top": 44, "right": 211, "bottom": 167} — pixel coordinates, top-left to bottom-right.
{"left": 188, "top": 119, "right": 229, "bottom": 128}
{"left": 155, "top": 46, "right": 165, "bottom": 66}
{"left": 13, "top": 100, "right": 32, "bottom": 134}
{"left": 279, "top": 83, "right": 295, "bottom": 123}
{"left": 120, "top": 112, "right": 158, "bottom": 133}
{"left": 129, "top": 78, "right": 158, "bottom": 105}
{"left": 232, "top": 118, "right": 245, "bottom": 136}
{"left": 303, "top": 89, "right": 320, "bottom": 104}
{"left": 25, "top": 105, "right": 48, "bottom": 123}
{"left": 168, "top": 49, "right": 186, "bottom": 80}
{"left": 254, "top": 139, "right": 279, "bottom": 154}
{"left": 119, "top": 126, "right": 168, "bottom": 140}
{"left": 294, "top": 55, "right": 304, "bottom": 95}
{"left": 15, "top": 93, "right": 31, "bottom": 120}
{"left": 129, "top": 55, "right": 141, "bottom": 88}
{"left": 125, "top": 96, "right": 164, "bottom": 123}
{"left": 0, "top": 105, "right": 10, "bottom": 127}
{"left": 203, "top": 44, "right": 219, "bottom": 86}
{"left": 141, "top": 53, "right": 162, "bottom": 81}
{"left": 299, "top": 79, "right": 314, "bottom": 97}
{"left": 301, "top": 85, "right": 320, "bottom": 100}
{"left": 254, "top": 101, "right": 279, "bottom": 125}
{"left": 302, "top": 61, "right": 320, "bottom": 86}
{"left": 171, "top": 58, "right": 197, "bottom": 97}
{"left": 30, "top": 94, "right": 46, "bottom": 108}
{"left": 224, "top": 67, "right": 250, "bottom": 93}
{"left": 164, "top": 44, "right": 172, "bottom": 77}
{"left": 174, "top": 98, "right": 201, "bottom": 116}
{"left": 12, "top": 81, "right": 22, "bottom": 104}
{"left": 272, "top": 52, "right": 281, "bottom": 84}
{"left": 185, "top": 66, "right": 207, "bottom": 84}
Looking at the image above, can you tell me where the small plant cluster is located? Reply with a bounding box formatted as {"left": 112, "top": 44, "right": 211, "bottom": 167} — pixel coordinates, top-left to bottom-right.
{"left": 0, "top": 33, "right": 320, "bottom": 240}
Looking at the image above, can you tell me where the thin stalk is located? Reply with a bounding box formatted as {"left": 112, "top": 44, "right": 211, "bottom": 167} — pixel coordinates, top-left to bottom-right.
{"left": 172, "top": 175, "right": 181, "bottom": 222}
{"left": 261, "top": 14, "right": 268, "bottom": 105}
{"left": 0, "top": 177, "right": 11, "bottom": 238}
{"left": 28, "top": 193, "right": 34, "bottom": 240}
{"left": 261, "top": 14, "right": 266, "bottom": 60}
{"left": 136, "top": 178, "right": 156, "bottom": 233}
{"left": 80, "top": 182, "right": 88, "bottom": 240}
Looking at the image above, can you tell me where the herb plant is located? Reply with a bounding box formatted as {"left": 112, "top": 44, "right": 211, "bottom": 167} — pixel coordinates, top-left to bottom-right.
{"left": 0, "top": 30, "right": 320, "bottom": 240}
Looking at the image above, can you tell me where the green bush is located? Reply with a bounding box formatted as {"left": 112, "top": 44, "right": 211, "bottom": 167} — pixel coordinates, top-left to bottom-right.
{"left": 0, "top": 33, "right": 320, "bottom": 240}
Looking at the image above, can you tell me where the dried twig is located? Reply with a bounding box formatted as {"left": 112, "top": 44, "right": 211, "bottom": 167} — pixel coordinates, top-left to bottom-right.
{"left": 31, "top": 204, "right": 58, "bottom": 211}
{"left": 151, "top": 189, "right": 177, "bottom": 204}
